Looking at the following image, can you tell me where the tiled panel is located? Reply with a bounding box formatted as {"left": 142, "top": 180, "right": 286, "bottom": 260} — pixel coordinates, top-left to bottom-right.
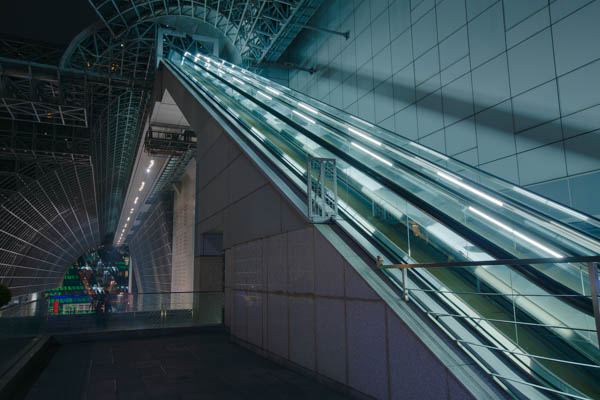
{"left": 439, "top": 27, "right": 469, "bottom": 69}
{"left": 505, "top": 6, "right": 550, "bottom": 47}
{"left": 267, "top": 293, "right": 289, "bottom": 358}
{"left": 480, "top": 155, "right": 520, "bottom": 184}
{"left": 507, "top": 29, "right": 555, "bottom": 96}
{"left": 465, "top": 0, "right": 496, "bottom": 21}
{"left": 550, "top": 0, "right": 595, "bottom": 23}
{"left": 512, "top": 80, "right": 560, "bottom": 132}
{"left": 468, "top": 2, "right": 506, "bottom": 67}
{"left": 442, "top": 73, "right": 474, "bottom": 126}
{"left": 393, "top": 64, "right": 416, "bottom": 112}
{"left": 373, "top": 45, "right": 393, "bottom": 84}
{"left": 417, "top": 91, "right": 444, "bottom": 136}
{"left": 289, "top": 297, "right": 316, "bottom": 370}
{"left": 517, "top": 142, "right": 567, "bottom": 185}
{"left": 315, "top": 297, "right": 347, "bottom": 384}
{"left": 564, "top": 130, "right": 600, "bottom": 175}
{"left": 420, "top": 130, "right": 446, "bottom": 152}
{"left": 475, "top": 100, "right": 515, "bottom": 163}
{"left": 437, "top": 0, "right": 467, "bottom": 40}
{"left": 472, "top": 54, "right": 511, "bottom": 112}
{"left": 552, "top": 1, "right": 600, "bottom": 75}
{"left": 562, "top": 105, "right": 600, "bottom": 139}
{"left": 280, "top": 0, "right": 600, "bottom": 217}
{"left": 412, "top": 9, "right": 438, "bottom": 58}
{"left": 445, "top": 117, "right": 477, "bottom": 155}
{"left": 558, "top": 60, "right": 600, "bottom": 116}
{"left": 414, "top": 46, "right": 440, "bottom": 86}
{"left": 528, "top": 178, "right": 571, "bottom": 207}
{"left": 515, "top": 120, "right": 563, "bottom": 153}
{"left": 371, "top": 10, "right": 391, "bottom": 55}
{"left": 287, "top": 228, "right": 315, "bottom": 293}
{"left": 346, "top": 300, "right": 388, "bottom": 399}
{"left": 503, "top": 0, "right": 547, "bottom": 29}
{"left": 391, "top": 30, "right": 414, "bottom": 73}
{"left": 265, "top": 234, "right": 287, "bottom": 292}
{"left": 388, "top": 307, "right": 450, "bottom": 399}
{"left": 569, "top": 171, "right": 600, "bottom": 217}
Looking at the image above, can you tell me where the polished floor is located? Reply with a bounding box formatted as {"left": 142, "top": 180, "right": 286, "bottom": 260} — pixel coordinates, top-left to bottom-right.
{"left": 23, "top": 331, "right": 348, "bottom": 400}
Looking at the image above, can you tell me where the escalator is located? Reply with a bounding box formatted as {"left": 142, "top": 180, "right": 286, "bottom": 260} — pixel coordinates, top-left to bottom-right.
{"left": 164, "top": 50, "right": 600, "bottom": 399}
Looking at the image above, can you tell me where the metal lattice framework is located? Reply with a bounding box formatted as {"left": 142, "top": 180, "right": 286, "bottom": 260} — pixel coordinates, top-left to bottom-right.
{"left": 86, "top": 0, "right": 323, "bottom": 65}
{"left": 0, "top": 36, "right": 64, "bottom": 66}
{"left": 0, "top": 156, "right": 100, "bottom": 296}
{"left": 0, "top": 0, "right": 322, "bottom": 295}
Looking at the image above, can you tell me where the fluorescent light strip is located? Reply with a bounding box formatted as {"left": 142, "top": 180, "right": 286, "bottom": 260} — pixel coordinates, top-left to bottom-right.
{"left": 292, "top": 110, "right": 315, "bottom": 124}
{"left": 134, "top": 196, "right": 139, "bottom": 204}
{"left": 139, "top": 182, "right": 145, "bottom": 191}
{"left": 348, "top": 127, "right": 381, "bottom": 146}
{"left": 409, "top": 142, "right": 449, "bottom": 161}
{"left": 232, "top": 77, "right": 245, "bottom": 85}
{"left": 350, "top": 114, "right": 373, "bottom": 127}
{"left": 438, "top": 172, "right": 503, "bottom": 207}
{"left": 469, "top": 206, "right": 563, "bottom": 258}
{"left": 298, "top": 102, "right": 318, "bottom": 115}
{"left": 130, "top": 208, "right": 134, "bottom": 214}
{"left": 257, "top": 91, "right": 272, "bottom": 100}
{"left": 351, "top": 142, "right": 393, "bottom": 167}
{"left": 265, "top": 86, "right": 281, "bottom": 95}
{"left": 251, "top": 127, "right": 266, "bottom": 141}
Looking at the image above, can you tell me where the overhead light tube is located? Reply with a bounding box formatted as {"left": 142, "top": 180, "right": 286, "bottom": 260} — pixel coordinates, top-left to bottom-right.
{"left": 351, "top": 142, "right": 393, "bottom": 167}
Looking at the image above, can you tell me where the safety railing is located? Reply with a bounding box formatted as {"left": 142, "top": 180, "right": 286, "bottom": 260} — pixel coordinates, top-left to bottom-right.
{"left": 378, "top": 256, "right": 600, "bottom": 400}
{"left": 0, "top": 291, "right": 223, "bottom": 338}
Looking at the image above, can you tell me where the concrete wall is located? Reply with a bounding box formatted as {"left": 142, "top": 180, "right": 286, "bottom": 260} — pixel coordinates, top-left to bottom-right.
{"left": 282, "top": 0, "right": 600, "bottom": 218}
{"left": 224, "top": 226, "right": 483, "bottom": 399}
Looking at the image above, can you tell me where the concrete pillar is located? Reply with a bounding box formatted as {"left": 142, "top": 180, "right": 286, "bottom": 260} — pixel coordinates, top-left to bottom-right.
{"left": 171, "top": 160, "right": 196, "bottom": 308}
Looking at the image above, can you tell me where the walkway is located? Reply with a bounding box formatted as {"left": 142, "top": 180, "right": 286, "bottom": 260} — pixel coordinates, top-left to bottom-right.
{"left": 23, "top": 331, "right": 349, "bottom": 399}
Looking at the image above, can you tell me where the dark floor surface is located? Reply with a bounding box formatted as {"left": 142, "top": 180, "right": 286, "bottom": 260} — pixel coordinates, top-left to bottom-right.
{"left": 23, "top": 332, "right": 349, "bottom": 400}
{"left": 0, "top": 337, "right": 35, "bottom": 375}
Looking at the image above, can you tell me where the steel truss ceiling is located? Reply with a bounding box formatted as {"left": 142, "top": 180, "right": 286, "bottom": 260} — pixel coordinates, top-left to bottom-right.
{"left": 86, "top": 0, "right": 323, "bottom": 65}
{"left": 0, "top": 0, "right": 321, "bottom": 295}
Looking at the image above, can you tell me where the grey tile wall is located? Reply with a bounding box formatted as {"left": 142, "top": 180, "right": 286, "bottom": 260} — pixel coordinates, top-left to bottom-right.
{"left": 278, "top": 0, "right": 600, "bottom": 218}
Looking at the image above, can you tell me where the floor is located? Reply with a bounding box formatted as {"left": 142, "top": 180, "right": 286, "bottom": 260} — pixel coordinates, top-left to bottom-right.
{"left": 0, "top": 336, "right": 35, "bottom": 374}
{"left": 23, "top": 331, "right": 349, "bottom": 400}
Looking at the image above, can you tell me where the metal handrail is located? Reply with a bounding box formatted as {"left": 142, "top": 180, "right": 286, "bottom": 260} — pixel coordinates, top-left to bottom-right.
{"left": 426, "top": 311, "right": 597, "bottom": 333}
{"left": 377, "top": 256, "right": 600, "bottom": 344}
{"left": 377, "top": 255, "right": 600, "bottom": 399}
{"left": 377, "top": 255, "right": 600, "bottom": 270}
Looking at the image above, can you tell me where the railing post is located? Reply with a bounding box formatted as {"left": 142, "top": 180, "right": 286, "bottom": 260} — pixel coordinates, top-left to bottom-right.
{"left": 588, "top": 262, "right": 600, "bottom": 348}
{"left": 402, "top": 269, "right": 408, "bottom": 301}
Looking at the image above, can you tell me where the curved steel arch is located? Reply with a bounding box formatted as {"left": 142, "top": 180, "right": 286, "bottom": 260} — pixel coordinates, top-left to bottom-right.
{"left": 84, "top": 0, "right": 321, "bottom": 65}
{"left": 60, "top": 13, "right": 241, "bottom": 239}
{"left": 0, "top": 157, "right": 100, "bottom": 296}
{"left": 56, "top": 0, "right": 321, "bottom": 240}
